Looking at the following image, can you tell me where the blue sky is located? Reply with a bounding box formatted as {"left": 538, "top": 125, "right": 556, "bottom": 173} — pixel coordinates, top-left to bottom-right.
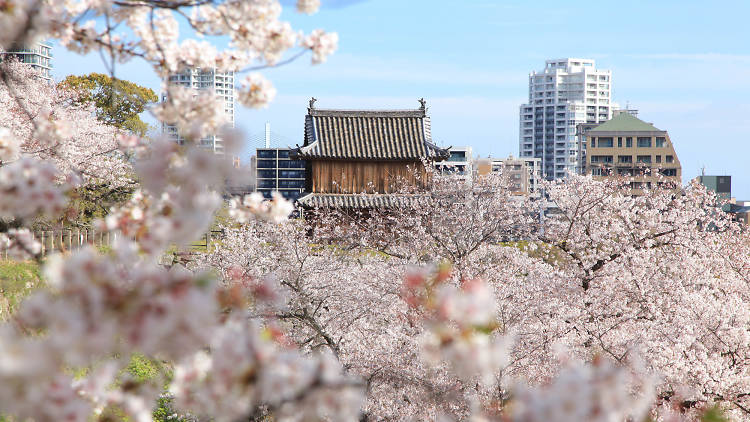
{"left": 52, "top": 0, "right": 750, "bottom": 198}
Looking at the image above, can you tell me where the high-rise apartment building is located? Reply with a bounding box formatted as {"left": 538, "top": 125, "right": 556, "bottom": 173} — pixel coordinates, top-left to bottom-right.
{"left": 1, "top": 41, "right": 53, "bottom": 81}
{"left": 519, "top": 58, "right": 613, "bottom": 180}
{"left": 162, "top": 68, "right": 234, "bottom": 154}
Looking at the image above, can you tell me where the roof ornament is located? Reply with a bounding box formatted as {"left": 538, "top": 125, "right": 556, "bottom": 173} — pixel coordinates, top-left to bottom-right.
{"left": 308, "top": 97, "right": 317, "bottom": 110}
{"left": 418, "top": 97, "right": 426, "bottom": 111}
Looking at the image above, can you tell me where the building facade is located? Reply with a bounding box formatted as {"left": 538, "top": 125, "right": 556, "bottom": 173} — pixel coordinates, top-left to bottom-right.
{"left": 255, "top": 148, "right": 306, "bottom": 201}
{"left": 476, "top": 156, "right": 542, "bottom": 197}
{"left": 292, "top": 98, "right": 449, "bottom": 209}
{"left": 1, "top": 41, "right": 53, "bottom": 81}
{"left": 162, "top": 68, "right": 234, "bottom": 154}
{"left": 730, "top": 200, "right": 750, "bottom": 225}
{"left": 519, "top": 58, "right": 613, "bottom": 180}
{"left": 435, "top": 146, "right": 473, "bottom": 179}
{"left": 697, "top": 175, "right": 732, "bottom": 203}
{"left": 695, "top": 175, "right": 750, "bottom": 224}
{"left": 583, "top": 113, "right": 681, "bottom": 194}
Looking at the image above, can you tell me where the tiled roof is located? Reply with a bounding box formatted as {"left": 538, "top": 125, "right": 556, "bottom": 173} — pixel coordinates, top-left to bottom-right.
{"left": 297, "top": 193, "right": 426, "bottom": 209}
{"left": 292, "top": 102, "right": 449, "bottom": 160}
{"left": 729, "top": 204, "right": 750, "bottom": 214}
{"left": 588, "top": 113, "right": 662, "bottom": 132}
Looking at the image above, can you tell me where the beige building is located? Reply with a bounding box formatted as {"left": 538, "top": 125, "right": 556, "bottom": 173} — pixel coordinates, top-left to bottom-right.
{"left": 477, "top": 155, "right": 542, "bottom": 197}
{"left": 583, "top": 113, "right": 681, "bottom": 193}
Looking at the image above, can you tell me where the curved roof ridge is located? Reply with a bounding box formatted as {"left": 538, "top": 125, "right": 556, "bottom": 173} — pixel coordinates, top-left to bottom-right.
{"left": 310, "top": 109, "right": 426, "bottom": 118}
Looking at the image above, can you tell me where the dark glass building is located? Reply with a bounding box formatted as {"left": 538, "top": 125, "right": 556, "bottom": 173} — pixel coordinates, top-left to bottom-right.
{"left": 255, "top": 148, "right": 306, "bottom": 200}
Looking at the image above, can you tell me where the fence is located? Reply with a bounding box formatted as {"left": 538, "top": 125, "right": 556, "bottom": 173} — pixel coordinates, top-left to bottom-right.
{"left": 1, "top": 229, "right": 116, "bottom": 259}
{"left": 189, "top": 231, "right": 223, "bottom": 252}
{"left": 2, "top": 229, "right": 224, "bottom": 259}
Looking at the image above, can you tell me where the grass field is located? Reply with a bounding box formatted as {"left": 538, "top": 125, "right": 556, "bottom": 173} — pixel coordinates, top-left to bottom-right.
{"left": 0, "top": 259, "right": 42, "bottom": 321}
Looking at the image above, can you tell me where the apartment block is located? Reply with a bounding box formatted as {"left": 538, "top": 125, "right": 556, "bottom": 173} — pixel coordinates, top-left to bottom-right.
{"left": 256, "top": 148, "right": 306, "bottom": 201}
{"left": 519, "top": 58, "right": 613, "bottom": 180}
{"left": 477, "top": 155, "right": 542, "bottom": 197}
{"left": 1, "top": 41, "right": 53, "bottom": 81}
{"left": 435, "top": 146, "right": 473, "bottom": 179}
{"left": 162, "top": 68, "right": 234, "bottom": 154}
{"left": 583, "top": 112, "right": 681, "bottom": 193}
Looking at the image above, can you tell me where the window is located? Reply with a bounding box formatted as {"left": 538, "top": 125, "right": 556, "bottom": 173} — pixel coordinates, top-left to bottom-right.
{"left": 279, "top": 180, "right": 305, "bottom": 188}
{"left": 279, "top": 170, "right": 305, "bottom": 178}
{"left": 666, "top": 155, "right": 674, "bottom": 163}
{"left": 656, "top": 137, "right": 666, "bottom": 147}
{"left": 598, "top": 137, "right": 613, "bottom": 148}
{"left": 618, "top": 168, "right": 633, "bottom": 176}
{"left": 637, "top": 137, "right": 652, "bottom": 148}
{"left": 626, "top": 137, "right": 633, "bottom": 147}
{"left": 449, "top": 151, "right": 466, "bottom": 161}
{"left": 256, "top": 159, "right": 276, "bottom": 168}
{"left": 656, "top": 156, "right": 661, "bottom": 163}
{"left": 590, "top": 138, "right": 595, "bottom": 148}
{"left": 591, "top": 155, "right": 613, "bottom": 163}
{"left": 257, "top": 150, "right": 276, "bottom": 158}
{"left": 257, "top": 170, "right": 276, "bottom": 178}
{"left": 618, "top": 155, "right": 632, "bottom": 163}
{"left": 617, "top": 137, "right": 622, "bottom": 148}
{"left": 282, "top": 190, "right": 303, "bottom": 200}
{"left": 637, "top": 155, "right": 651, "bottom": 163}
{"left": 278, "top": 160, "right": 305, "bottom": 168}
{"left": 660, "top": 168, "right": 677, "bottom": 176}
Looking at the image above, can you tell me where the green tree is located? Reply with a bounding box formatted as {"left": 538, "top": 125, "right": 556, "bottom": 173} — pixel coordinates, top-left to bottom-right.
{"left": 59, "top": 73, "right": 158, "bottom": 136}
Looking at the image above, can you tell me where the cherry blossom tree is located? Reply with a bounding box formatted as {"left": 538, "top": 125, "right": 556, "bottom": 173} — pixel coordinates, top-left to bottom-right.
{"left": 534, "top": 175, "right": 750, "bottom": 417}
{"left": 1, "top": 1, "right": 359, "bottom": 421}
{"left": 0, "top": 60, "right": 132, "bottom": 187}
{"left": 196, "top": 218, "right": 461, "bottom": 420}
{"left": 206, "top": 172, "right": 750, "bottom": 421}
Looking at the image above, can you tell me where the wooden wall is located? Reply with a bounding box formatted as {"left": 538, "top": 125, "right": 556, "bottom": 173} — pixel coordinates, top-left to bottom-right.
{"left": 311, "top": 160, "right": 427, "bottom": 193}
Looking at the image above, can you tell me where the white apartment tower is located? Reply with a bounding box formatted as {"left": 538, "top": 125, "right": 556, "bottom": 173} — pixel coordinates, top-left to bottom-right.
{"left": 519, "top": 58, "right": 613, "bottom": 180}
{"left": 1, "top": 41, "right": 53, "bottom": 81}
{"left": 162, "top": 68, "right": 235, "bottom": 154}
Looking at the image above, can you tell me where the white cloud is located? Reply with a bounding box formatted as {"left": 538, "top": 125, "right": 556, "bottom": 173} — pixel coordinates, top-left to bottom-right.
{"left": 267, "top": 53, "right": 527, "bottom": 88}
{"left": 624, "top": 53, "right": 750, "bottom": 62}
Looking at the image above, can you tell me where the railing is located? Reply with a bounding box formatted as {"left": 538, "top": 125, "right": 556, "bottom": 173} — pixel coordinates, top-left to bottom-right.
{"left": 189, "top": 231, "right": 223, "bottom": 252}
{"left": 1, "top": 229, "right": 116, "bottom": 259}
{"left": 2, "top": 229, "right": 224, "bottom": 259}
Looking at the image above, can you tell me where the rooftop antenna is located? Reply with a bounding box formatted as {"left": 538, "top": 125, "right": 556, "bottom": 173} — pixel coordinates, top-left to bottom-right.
{"left": 264, "top": 122, "right": 271, "bottom": 148}
{"left": 701, "top": 165, "right": 706, "bottom": 177}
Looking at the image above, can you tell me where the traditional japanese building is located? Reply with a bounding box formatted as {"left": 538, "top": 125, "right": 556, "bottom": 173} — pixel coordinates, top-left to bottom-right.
{"left": 292, "top": 98, "right": 449, "bottom": 209}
